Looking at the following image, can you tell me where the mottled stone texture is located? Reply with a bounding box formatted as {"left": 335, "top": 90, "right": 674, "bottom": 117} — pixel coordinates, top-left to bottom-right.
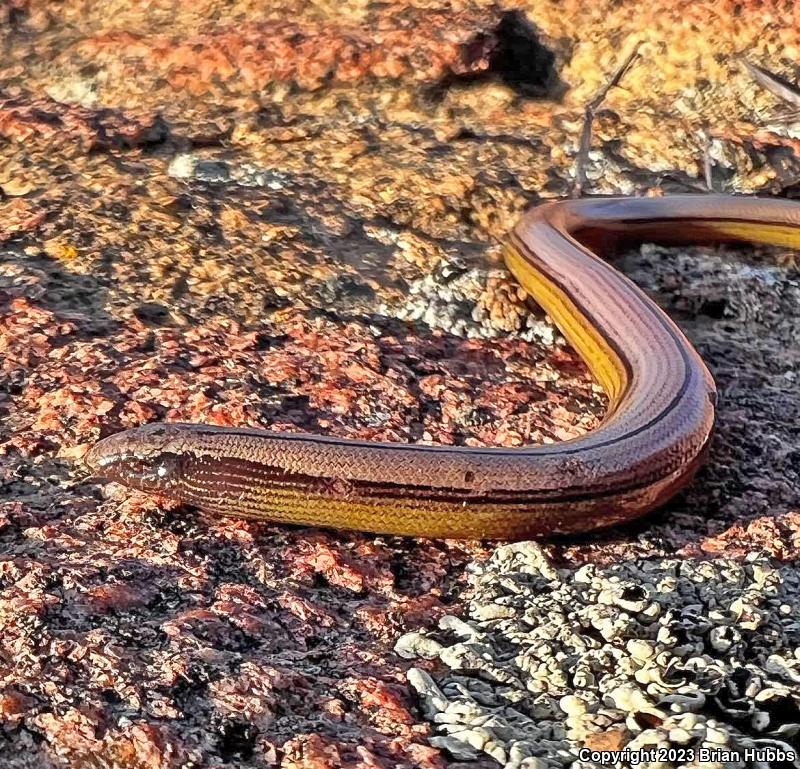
{"left": 0, "top": 1, "right": 798, "bottom": 767}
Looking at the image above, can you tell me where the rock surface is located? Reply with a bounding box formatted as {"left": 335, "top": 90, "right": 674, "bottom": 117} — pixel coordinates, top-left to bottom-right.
{"left": 400, "top": 543, "right": 800, "bottom": 768}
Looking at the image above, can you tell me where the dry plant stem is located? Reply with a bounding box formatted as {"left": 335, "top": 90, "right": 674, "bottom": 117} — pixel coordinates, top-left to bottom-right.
{"left": 573, "top": 42, "right": 642, "bottom": 197}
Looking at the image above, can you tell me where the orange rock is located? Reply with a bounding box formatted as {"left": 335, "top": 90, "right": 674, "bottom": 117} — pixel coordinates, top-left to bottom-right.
{"left": 0, "top": 93, "right": 166, "bottom": 150}
{"left": 0, "top": 198, "right": 45, "bottom": 242}
{"left": 68, "top": 9, "right": 502, "bottom": 97}
{"left": 0, "top": 689, "right": 33, "bottom": 722}
{"left": 583, "top": 727, "right": 630, "bottom": 751}
{"left": 282, "top": 733, "right": 342, "bottom": 769}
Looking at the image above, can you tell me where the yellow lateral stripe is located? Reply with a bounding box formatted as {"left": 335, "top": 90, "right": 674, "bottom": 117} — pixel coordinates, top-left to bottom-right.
{"left": 690, "top": 220, "right": 800, "bottom": 249}
{"left": 503, "top": 242, "right": 628, "bottom": 404}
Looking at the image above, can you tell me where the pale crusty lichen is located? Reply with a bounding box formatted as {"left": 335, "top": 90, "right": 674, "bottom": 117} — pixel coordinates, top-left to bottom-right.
{"left": 399, "top": 543, "right": 800, "bottom": 769}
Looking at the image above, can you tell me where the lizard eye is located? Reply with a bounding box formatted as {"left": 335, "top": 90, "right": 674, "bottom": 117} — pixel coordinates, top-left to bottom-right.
{"left": 99, "top": 452, "right": 185, "bottom": 492}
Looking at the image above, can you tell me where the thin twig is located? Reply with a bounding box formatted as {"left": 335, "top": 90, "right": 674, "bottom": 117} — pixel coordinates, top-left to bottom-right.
{"left": 701, "top": 128, "right": 714, "bottom": 192}
{"left": 573, "top": 42, "right": 642, "bottom": 198}
{"left": 773, "top": 109, "right": 800, "bottom": 125}
{"left": 741, "top": 58, "right": 800, "bottom": 109}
